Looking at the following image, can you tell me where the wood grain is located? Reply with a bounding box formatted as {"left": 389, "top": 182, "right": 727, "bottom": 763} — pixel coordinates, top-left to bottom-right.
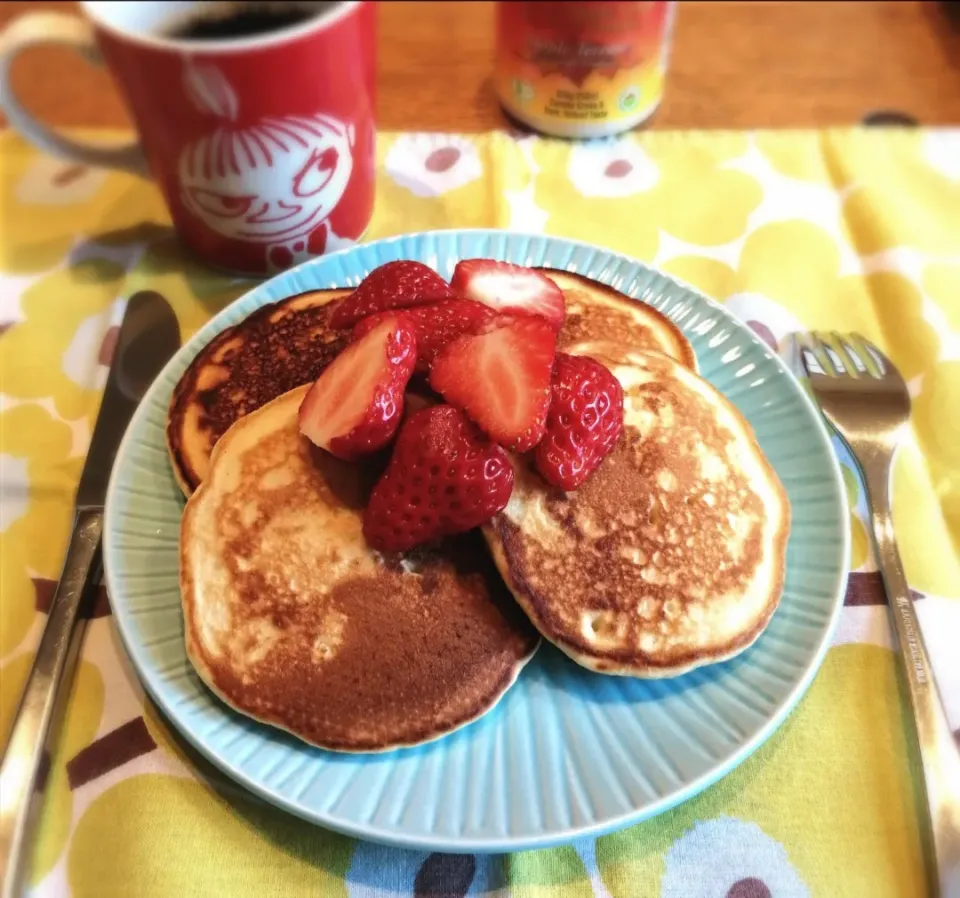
{"left": 1, "top": 1, "right": 959, "bottom": 132}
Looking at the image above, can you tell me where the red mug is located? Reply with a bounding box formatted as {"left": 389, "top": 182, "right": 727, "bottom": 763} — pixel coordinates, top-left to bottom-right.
{"left": 0, "top": 2, "right": 377, "bottom": 276}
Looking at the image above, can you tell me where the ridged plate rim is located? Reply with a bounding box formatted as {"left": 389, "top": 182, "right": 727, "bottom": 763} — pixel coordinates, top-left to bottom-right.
{"left": 103, "top": 229, "right": 849, "bottom": 852}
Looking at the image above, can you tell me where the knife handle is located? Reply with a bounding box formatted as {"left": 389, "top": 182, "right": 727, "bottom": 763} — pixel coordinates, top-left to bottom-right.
{"left": 0, "top": 509, "right": 102, "bottom": 898}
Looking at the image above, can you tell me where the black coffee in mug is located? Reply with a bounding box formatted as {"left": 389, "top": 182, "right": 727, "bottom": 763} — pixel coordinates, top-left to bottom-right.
{"left": 162, "top": 2, "right": 327, "bottom": 41}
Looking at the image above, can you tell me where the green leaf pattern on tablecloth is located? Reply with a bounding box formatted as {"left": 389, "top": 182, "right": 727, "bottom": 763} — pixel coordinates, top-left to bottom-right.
{"left": 0, "top": 127, "right": 957, "bottom": 897}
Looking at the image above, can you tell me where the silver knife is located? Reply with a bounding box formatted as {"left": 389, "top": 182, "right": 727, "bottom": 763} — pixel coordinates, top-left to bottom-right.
{"left": 0, "top": 291, "right": 181, "bottom": 898}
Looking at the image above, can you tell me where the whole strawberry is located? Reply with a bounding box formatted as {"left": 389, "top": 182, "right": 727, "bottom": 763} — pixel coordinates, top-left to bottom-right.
{"left": 363, "top": 405, "right": 515, "bottom": 552}
{"left": 353, "top": 299, "right": 497, "bottom": 373}
{"left": 298, "top": 315, "right": 416, "bottom": 461}
{"left": 534, "top": 353, "right": 624, "bottom": 491}
{"left": 330, "top": 261, "right": 454, "bottom": 329}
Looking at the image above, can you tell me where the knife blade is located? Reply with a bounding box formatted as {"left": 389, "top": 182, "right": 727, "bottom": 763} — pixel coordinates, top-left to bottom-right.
{"left": 0, "top": 291, "right": 181, "bottom": 898}
{"left": 77, "top": 290, "right": 182, "bottom": 508}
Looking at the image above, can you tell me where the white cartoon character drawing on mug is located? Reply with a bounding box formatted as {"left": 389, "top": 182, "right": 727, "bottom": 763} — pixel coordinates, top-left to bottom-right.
{"left": 178, "top": 61, "right": 355, "bottom": 271}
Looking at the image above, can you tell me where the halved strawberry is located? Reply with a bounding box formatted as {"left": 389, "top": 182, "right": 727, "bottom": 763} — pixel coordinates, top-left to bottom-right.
{"left": 330, "top": 260, "right": 454, "bottom": 329}
{"left": 298, "top": 316, "right": 416, "bottom": 460}
{"left": 534, "top": 353, "right": 624, "bottom": 490}
{"left": 449, "top": 260, "right": 565, "bottom": 331}
{"left": 363, "top": 404, "right": 515, "bottom": 552}
{"left": 429, "top": 316, "right": 556, "bottom": 451}
{"left": 353, "top": 299, "right": 497, "bottom": 373}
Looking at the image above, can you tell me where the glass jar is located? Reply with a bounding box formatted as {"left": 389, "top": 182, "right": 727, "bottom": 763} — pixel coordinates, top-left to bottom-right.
{"left": 495, "top": 1, "right": 677, "bottom": 138}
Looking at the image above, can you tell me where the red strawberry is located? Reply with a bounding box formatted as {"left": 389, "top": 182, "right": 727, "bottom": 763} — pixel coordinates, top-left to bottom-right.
{"left": 534, "top": 353, "right": 624, "bottom": 490}
{"left": 449, "top": 260, "right": 565, "bottom": 331}
{"left": 363, "top": 405, "right": 515, "bottom": 552}
{"left": 429, "top": 316, "right": 556, "bottom": 451}
{"left": 353, "top": 299, "right": 497, "bottom": 373}
{"left": 330, "top": 261, "right": 454, "bottom": 329}
{"left": 298, "top": 315, "right": 416, "bottom": 461}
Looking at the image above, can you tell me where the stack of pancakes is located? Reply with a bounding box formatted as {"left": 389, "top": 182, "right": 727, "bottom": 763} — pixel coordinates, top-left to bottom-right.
{"left": 169, "top": 268, "right": 788, "bottom": 752}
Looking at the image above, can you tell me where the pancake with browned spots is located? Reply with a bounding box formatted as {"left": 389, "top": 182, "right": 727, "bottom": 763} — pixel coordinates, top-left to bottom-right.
{"left": 167, "top": 289, "right": 351, "bottom": 495}
{"left": 542, "top": 269, "right": 697, "bottom": 371}
{"left": 180, "top": 385, "right": 538, "bottom": 752}
{"left": 484, "top": 350, "right": 789, "bottom": 677}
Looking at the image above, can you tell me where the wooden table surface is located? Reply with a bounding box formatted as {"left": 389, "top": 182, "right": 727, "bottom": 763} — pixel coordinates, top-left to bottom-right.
{"left": 1, "top": 1, "right": 959, "bottom": 132}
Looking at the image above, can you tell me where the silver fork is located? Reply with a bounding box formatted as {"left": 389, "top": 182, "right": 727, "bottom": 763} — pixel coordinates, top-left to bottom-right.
{"left": 795, "top": 331, "right": 960, "bottom": 898}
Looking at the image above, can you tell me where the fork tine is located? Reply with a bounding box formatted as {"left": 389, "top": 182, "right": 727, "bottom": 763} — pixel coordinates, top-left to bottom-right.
{"left": 849, "top": 332, "right": 890, "bottom": 377}
{"left": 815, "top": 331, "right": 861, "bottom": 378}
{"left": 794, "top": 333, "right": 824, "bottom": 377}
{"left": 844, "top": 333, "right": 882, "bottom": 378}
{"left": 828, "top": 332, "right": 863, "bottom": 379}
{"left": 810, "top": 331, "right": 839, "bottom": 376}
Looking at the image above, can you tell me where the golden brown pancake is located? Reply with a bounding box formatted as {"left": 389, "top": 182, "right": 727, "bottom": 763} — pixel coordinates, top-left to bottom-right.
{"left": 180, "top": 386, "right": 538, "bottom": 752}
{"left": 543, "top": 269, "right": 697, "bottom": 371}
{"left": 167, "top": 289, "right": 351, "bottom": 495}
{"left": 484, "top": 350, "right": 789, "bottom": 677}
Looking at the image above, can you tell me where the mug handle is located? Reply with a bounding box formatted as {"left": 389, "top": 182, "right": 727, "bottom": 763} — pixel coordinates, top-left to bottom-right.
{"left": 0, "top": 12, "right": 147, "bottom": 176}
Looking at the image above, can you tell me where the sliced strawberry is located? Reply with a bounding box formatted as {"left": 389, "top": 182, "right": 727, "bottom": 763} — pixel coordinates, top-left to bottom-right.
{"left": 534, "top": 353, "right": 624, "bottom": 490}
{"left": 449, "top": 260, "right": 565, "bottom": 331}
{"left": 429, "top": 316, "right": 556, "bottom": 451}
{"left": 353, "top": 299, "right": 497, "bottom": 373}
{"left": 298, "top": 316, "right": 416, "bottom": 461}
{"left": 330, "top": 261, "right": 454, "bottom": 329}
{"left": 363, "top": 405, "right": 514, "bottom": 552}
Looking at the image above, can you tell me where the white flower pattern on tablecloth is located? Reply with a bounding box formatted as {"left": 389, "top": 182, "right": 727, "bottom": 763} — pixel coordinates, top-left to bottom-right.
{"left": 924, "top": 130, "right": 960, "bottom": 181}
{"left": 722, "top": 138, "right": 858, "bottom": 275}
{"left": 722, "top": 292, "right": 806, "bottom": 353}
{"left": 567, "top": 140, "right": 658, "bottom": 198}
{"left": 917, "top": 595, "right": 960, "bottom": 731}
{"left": 0, "top": 454, "right": 28, "bottom": 532}
{"left": 0, "top": 272, "right": 46, "bottom": 332}
{"left": 16, "top": 155, "right": 107, "bottom": 205}
{"left": 504, "top": 135, "right": 549, "bottom": 232}
{"left": 385, "top": 134, "right": 483, "bottom": 197}
{"left": 661, "top": 817, "right": 809, "bottom": 898}
{"left": 62, "top": 308, "right": 118, "bottom": 390}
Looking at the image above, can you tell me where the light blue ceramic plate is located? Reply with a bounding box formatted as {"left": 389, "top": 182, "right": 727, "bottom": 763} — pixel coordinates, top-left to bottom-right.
{"left": 103, "top": 230, "right": 849, "bottom": 853}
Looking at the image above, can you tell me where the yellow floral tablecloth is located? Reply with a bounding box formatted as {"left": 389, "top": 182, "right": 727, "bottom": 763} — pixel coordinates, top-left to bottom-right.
{"left": 1, "top": 127, "right": 958, "bottom": 897}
